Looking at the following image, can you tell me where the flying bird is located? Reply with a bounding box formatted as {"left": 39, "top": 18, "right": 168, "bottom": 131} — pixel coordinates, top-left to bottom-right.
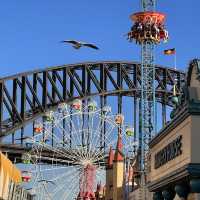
{"left": 61, "top": 40, "right": 99, "bottom": 50}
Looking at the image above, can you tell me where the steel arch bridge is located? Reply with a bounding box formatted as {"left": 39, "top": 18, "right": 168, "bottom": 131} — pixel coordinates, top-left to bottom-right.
{"left": 0, "top": 61, "right": 185, "bottom": 161}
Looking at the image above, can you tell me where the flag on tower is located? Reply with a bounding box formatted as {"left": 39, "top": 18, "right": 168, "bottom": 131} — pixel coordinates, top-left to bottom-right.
{"left": 164, "top": 48, "right": 176, "bottom": 55}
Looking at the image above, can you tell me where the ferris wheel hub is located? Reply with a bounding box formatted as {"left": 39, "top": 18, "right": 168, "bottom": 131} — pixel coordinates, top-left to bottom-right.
{"left": 81, "top": 159, "right": 93, "bottom": 167}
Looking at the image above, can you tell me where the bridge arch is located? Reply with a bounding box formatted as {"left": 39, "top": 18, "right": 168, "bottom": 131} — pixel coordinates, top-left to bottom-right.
{"left": 0, "top": 61, "right": 185, "bottom": 138}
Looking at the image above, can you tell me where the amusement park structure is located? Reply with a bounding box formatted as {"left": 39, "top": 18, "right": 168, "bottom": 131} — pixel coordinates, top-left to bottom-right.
{"left": 0, "top": 60, "right": 184, "bottom": 200}
{"left": 127, "top": 0, "right": 168, "bottom": 197}
{"left": 0, "top": 1, "right": 186, "bottom": 199}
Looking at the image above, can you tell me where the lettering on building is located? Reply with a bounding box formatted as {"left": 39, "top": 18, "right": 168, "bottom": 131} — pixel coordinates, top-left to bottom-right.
{"left": 154, "top": 135, "right": 182, "bottom": 169}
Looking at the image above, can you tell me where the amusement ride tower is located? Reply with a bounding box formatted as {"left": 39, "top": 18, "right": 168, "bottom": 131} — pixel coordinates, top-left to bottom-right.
{"left": 128, "top": 0, "right": 168, "bottom": 198}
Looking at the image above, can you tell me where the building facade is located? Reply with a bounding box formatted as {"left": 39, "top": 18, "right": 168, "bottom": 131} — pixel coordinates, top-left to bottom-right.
{"left": 0, "top": 152, "right": 33, "bottom": 200}
{"left": 148, "top": 59, "right": 200, "bottom": 200}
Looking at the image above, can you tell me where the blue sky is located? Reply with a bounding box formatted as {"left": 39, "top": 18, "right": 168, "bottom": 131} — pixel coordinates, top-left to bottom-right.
{"left": 0, "top": 0, "right": 199, "bottom": 77}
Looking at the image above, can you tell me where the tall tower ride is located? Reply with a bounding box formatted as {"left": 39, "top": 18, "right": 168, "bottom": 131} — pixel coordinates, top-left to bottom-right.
{"left": 127, "top": 0, "right": 168, "bottom": 198}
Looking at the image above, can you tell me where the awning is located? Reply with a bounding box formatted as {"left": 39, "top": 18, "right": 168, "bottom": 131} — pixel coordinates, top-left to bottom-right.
{"left": 0, "top": 152, "right": 21, "bottom": 183}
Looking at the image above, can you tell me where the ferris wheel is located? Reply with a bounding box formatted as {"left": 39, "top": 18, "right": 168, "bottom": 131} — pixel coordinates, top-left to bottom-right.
{"left": 19, "top": 99, "right": 138, "bottom": 200}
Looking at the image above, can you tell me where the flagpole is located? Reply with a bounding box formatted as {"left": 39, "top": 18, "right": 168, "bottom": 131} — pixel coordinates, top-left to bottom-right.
{"left": 174, "top": 51, "right": 177, "bottom": 70}
{"left": 174, "top": 50, "right": 177, "bottom": 97}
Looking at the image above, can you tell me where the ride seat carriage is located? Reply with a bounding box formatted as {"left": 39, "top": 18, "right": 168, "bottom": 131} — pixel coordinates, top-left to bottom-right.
{"left": 125, "top": 127, "right": 134, "bottom": 136}
{"left": 88, "top": 101, "right": 97, "bottom": 112}
{"left": 128, "top": 11, "right": 168, "bottom": 44}
{"left": 72, "top": 99, "right": 82, "bottom": 111}
{"left": 44, "top": 111, "right": 54, "bottom": 122}
{"left": 22, "top": 171, "right": 32, "bottom": 182}
{"left": 34, "top": 123, "right": 43, "bottom": 134}
{"left": 115, "top": 114, "right": 124, "bottom": 125}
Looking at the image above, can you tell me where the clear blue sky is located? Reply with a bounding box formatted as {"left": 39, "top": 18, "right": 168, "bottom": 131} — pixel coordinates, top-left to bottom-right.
{"left": 0, "top": 0, "right": 199, "bottom": 77}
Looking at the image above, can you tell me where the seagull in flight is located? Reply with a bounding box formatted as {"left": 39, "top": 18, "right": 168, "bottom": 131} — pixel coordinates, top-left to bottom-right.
{"left": 61, "top": 40, "right": 99, "bottom": 50}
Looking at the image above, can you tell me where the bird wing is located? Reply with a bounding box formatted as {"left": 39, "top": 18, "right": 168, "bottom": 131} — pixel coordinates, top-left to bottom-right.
{"left": 61, "top": 40, "right": 80, "bottom": 45}
{"left": 82, "top": 43, "right": 99, "bottom": 50}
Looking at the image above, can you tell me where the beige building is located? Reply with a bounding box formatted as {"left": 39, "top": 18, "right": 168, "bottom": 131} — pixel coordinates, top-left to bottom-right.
{"left": 148, "top": 59, "right": 200, "bottom": 200}
{"left": 105, "top": 134, "right": 125, "bottom": 200}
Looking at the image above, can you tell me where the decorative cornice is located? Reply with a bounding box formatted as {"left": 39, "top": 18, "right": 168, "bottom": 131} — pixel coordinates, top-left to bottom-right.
{"left": 149, "top": 105, "right": 189, "bottom": 148}
{"left": 149, "top": 101, "right": 200, "bottom": 148}
{"left": 148, "top": 163, "right": 200, "bottom": 192}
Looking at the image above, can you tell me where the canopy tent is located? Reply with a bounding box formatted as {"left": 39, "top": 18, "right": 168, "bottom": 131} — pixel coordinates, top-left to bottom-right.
{"left": 0, "top": 151, "right": 21, "bottom": 199}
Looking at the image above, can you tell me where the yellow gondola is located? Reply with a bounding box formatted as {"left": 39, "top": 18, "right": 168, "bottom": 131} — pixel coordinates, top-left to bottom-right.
{"left": 115, "top": 114, "right": 124, "bottom": 125}
{"left": 125, "top": 127, "right": 134, "bottom": 136}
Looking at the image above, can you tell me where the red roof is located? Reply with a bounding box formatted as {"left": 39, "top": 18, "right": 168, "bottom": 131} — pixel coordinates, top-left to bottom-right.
{"left": 114, "top": 134, "right": 124, "bottom": 162}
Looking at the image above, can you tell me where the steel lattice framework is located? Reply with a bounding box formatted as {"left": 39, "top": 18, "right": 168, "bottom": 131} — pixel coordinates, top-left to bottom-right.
{"left": 140, "top": 0, "right": 156, "bottom": 170}
{"left": 128, "top": 0, "right": 169, "bottom": 196}
{"left": 0, "top": 61, "right": 185, "bottom": 160}
{"left": 140, "top": 0, "right": 157, "bottom": 196}
{"left": 142, "top": 0, "right": 155, "bottom": 11}
{"left": 141, "top": 41, "right": 155, "bottom": 171}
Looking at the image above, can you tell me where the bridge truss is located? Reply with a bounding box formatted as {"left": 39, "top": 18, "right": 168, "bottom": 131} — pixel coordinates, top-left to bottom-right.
{"left": 0, "top": 61, "right": 185, "bottom": 199}
{"left": 0, "top": 61, "right": 184, "bottom": 139}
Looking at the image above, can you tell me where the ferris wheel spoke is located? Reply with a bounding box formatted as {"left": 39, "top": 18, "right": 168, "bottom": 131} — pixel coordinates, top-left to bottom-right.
{"left": 55, "top": 124, "right": 85, "bottom": 160}
{"left": 51, "top": 170, "right": 80, "bottom": 198}
{"left": 43, "top": 167, "right": 81, "bottom": 186}
{"left": 34, "top": 140, "right": 80, "bottom": 163}
{"left": 66, "top": 112, "right": 84, "bottom": 145}
{"left": 56, "top": 120, "right": 80, "bottom": 146}
{"left": 42, "top": 184, "right": 53, "bottom": 200}
{"left": 52, "top": 113, "right": 82, "bottom": 148}
{"left": 43, "top": 125, "right": 72, "bottom": 148}
{"left": 63, "top": 185, "right": 78, "bottom": 200}
{"left": 32, "top": 145, "right": 74, "bottom": 164}
{"left": 51, "top": 173, "right": 78, "bottom": 196}
{"left": 32, "top": 152, "right": 77, "bottom": 165}
{"left": 31, "top": 165, "right": 76, "bottom": 174}
{"left": 87, "top": 113, "right": 115, "bottom": 160}
{"left": 44, "top": 126, "right": 83, "bottom": 161}
{"left": 90, "top": 128, "right": 118, "bottom": 163}
{"left": 92, "top": 130, "right": 122, "bottom": 160}
{"left": 87, "top": 114, "right": 105, "bottom": 157}
{"left": 38, "top": 155, "right": 79, "bottom": 165}
{"left": 74, "top": 110, "right": 83, "bottom": 132}
{"left": 59, "top": 172, "right": 80, "bottom": 200}
{"left": 88, "top": 111, "right": 96, "bottom": 135}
